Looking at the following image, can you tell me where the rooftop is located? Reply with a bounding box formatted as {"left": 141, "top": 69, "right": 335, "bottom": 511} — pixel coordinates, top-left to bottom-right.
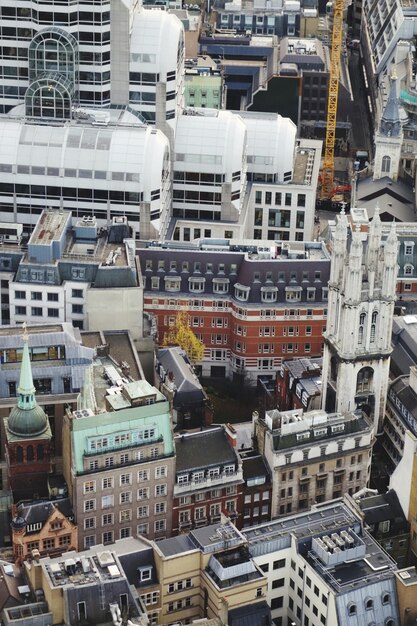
{"left": 30, "top": 209, "right": 71, "bottom": 246}
{"left": 175, "top": 427, "right": 238, "bottom": 472}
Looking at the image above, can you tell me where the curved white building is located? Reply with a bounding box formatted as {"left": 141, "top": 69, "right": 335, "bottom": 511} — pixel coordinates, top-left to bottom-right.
{"left": 129, "top": 9, "right": 184, "bottom": 127}
{"left": 0, "top": 109, "right": 170, "bottom": 234}
{"left": 239, "top": 111, "right": 297, "bottom": 183}
{"left": 172, "top": 109, "right": 247, "bottom": 230}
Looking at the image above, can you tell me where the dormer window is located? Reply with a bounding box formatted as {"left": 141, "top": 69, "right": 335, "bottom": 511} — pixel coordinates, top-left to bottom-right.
{"left": 404, "top": 241, "right": 414, "bottom": 256}
{"left": 285, "top": 286, "right": 301, "bottom": 302}
{"left": 213, "top": 278, "right": 229, "bottom": 294}
{"left": 165, "top": 276, "right": 181, "bottom": 292}
{"left": 235, "top": 283, "right": 250, "bottom": 302}
{"left": 404, "top": 263, "right": 414, "bottom": 276}
{"left": 138, "top": 566, "right": 152, "bottom": 582}
{"left": 261, "top": 286, "right": 278, "bottom": 303}
{"left": 188, "top": 277, "right": 205, "bottom": 293}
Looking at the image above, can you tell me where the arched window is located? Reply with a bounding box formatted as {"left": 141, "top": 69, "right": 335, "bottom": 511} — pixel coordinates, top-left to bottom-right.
{"left": 404, "top": 264, "right": 414, "bottom": 276}
{"left": 25, "top": 76, "right": 73, "bottom": 119}
{"left": 382, "top": 593, "right": 391, "bottom": 605}
{"left": 16, "top": 446, "right": 23, "bottom": 463}
{"left": 28, "top": 27, "right": 78, "bottom": 85}
{"left": 385, "top": 620, "right": 394, "bottom": 626}
{"left": 365, "top": 598, "right": 374, "bottom": 610}
{"left": 357, "top": 367, "right": 373, "bottom": 393}
{"left": 27, "top": 445, "right": 34, "bottom": 461}
{"left": 348, "top": 603, "right": 357, "bottom": 616}
{"left": 37, "top": 444, "right": 44, "bottom": 460}
{"left": 360, "top": 312, "right": 366, "bottom": 325}
{"left": 358, "top": 325, "right": 364, "bottom": 345}
{"left": 381, "top": 155, "right": 391, "bottom": 173}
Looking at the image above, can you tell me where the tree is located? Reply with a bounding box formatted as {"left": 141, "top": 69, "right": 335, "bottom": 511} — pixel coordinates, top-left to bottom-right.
{"left": 163, "top": 310, "right": 205, "bottom": 364}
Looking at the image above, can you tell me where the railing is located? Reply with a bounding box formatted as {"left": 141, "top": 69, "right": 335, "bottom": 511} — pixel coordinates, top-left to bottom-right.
{"left": 174, "top": 470, "right": 243, "bottom": 495}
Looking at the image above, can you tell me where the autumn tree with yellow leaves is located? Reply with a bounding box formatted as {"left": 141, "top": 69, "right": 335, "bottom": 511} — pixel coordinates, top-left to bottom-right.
{"left": 162, "top": 310, "right": 205, "bottom": 364}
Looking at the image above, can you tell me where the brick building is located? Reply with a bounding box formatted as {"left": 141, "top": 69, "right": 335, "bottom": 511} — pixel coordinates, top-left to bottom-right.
{"left": 139, "top": 239, "right": 330, "bottom": 385}
{"left": 172, "top": 426, "right": 243, "bottom": 534}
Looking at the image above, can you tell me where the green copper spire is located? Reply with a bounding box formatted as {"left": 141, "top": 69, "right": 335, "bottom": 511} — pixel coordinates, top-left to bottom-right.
{"left": 7, "top": 323, "right": 49, "bottom": 438}
{"left": 17, "top": 322, "right": 37, "bottom": 411}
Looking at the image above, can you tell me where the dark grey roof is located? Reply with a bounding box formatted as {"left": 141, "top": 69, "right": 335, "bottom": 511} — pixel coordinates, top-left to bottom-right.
{"left": 242, "top": 455, "right": 270, "bottom": 482}
{"left": 358, "top": 490, "right": 408, "bottom": 531}
{"left": 175, "top": 428, "right": 237, "bottom": 472}
{"left": 156, "top": 534, "right": 195, "bottom": 557}
{"left": 16, "top": 498, "right": 74, "bottom": 525}
{"left": 228, "top": 601, "right": 272, "bottom": 626}
{"left": 118, "top": 548, "right": 158, "bottom": 587}
{"left": 157, "top": 346, "right": 205, "bottom": 406}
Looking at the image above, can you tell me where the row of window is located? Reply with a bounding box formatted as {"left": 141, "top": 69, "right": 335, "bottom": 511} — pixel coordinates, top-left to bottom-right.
{"left": 15, "top": 305, "right": 60, "bottom": 317}
{"left": 0, "top": 182, "right": 143, "bottom": 205}
{"left": 84, "top": 478, "right": 167, "bottom": 495}
{"left": 255, "top": 190, "right": 306, "bottom": 207}
{"left": 84, "top": 521, "right": 166, "bottom": 547}
{"left": 15, "top": 288, "right": 82, "bottom": 299}
{"left": 84, "top": 494, "right": 168, "bottom": 511}
{"left": 84, "top": 502, "right": 167, "bottom": 523}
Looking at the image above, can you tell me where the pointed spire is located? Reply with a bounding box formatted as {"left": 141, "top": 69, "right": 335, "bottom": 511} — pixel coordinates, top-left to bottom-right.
{"left": 380, "top": 72, "right": 401, "bottom": 137}
{"left": 17, "top": 323, "right": 37, "bottom": 411}
{"left": 7, "top": 323, "right": 49, "bottom": 437}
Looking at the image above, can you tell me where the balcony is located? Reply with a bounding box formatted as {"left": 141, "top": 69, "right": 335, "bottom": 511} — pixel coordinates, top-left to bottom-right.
{"left": 174, "top": 469, "right": 243, "bottom": 496}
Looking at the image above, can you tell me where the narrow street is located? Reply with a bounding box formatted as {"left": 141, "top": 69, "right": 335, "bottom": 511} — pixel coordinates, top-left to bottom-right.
{"left": 348, "top": 49, "right": 373, "bottom": 155}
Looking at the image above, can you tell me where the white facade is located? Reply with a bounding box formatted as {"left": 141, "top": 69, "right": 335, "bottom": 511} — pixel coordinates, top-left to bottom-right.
{"left": 0, "top": 112, "right": 170, "bottom": 236}
{"left": 0, "top": 0, "right": 184, "bottom": 129}
{"left": 321, "top": 210, "right": 398, "bottom": 432}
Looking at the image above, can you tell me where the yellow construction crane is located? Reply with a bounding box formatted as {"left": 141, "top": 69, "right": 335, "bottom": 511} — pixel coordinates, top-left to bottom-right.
{"left": 321, "top": 0, "right": 344, "bottom": 199}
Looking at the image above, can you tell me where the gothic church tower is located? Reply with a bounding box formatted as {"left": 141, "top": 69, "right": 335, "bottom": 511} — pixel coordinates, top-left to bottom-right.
{"left": 321, "top": 209, "right": 398, "bottom": 431}
{"left": 4, "top": 325, "right": 52, "bottom": 502}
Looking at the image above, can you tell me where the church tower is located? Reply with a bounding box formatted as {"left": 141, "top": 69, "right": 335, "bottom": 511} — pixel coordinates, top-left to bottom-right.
{"left": 4, "top": 325, "right": 52, "bottom": 502}
{"left": 321, "top": 209, "right": 398, "bottom": 432}
{"left": 373, "top": 72, "right": 403, "bottom": 181}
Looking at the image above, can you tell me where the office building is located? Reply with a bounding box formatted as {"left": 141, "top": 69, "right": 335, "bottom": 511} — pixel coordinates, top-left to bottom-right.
{"left": 62, "top": 356, "right": 175, "bottom": 547}
{"left": 0, "top": 0, "right": 184, "bottom": 128}
{"left": 139, "top": 238, "right": 330, "bottom": 385}
{"left": 253, "top": 406, "right": 373, "bottom": 519}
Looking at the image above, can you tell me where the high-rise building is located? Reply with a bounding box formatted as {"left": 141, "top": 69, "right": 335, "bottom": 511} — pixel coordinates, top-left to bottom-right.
{"left": 0, "top": 0, "right": 184, "bottom": 128}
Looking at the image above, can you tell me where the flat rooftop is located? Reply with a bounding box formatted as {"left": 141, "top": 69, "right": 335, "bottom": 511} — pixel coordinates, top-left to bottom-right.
{"left": 30, "top": 210, "right": 71, "bottom": 245}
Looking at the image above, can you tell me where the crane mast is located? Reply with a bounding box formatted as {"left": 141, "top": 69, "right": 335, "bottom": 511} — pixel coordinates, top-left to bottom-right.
{"left": 321, "top": 0, "right": 344, "bottom": 199}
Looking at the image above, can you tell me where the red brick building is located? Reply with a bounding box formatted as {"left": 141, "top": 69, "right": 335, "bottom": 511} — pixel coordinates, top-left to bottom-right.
{"left": 139, "top": 240, "right": 330, "bottom": 386}
{"left": 277, "top": 357, "right": 322, "bottom": 411}
{"left": 172, "top": 425, "right": 244, "bottom": 534}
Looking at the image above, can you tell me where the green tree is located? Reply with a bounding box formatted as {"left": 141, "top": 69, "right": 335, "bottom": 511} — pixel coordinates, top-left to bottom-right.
{"left": 163, "top": 310, "right": 205, "bottom": 364}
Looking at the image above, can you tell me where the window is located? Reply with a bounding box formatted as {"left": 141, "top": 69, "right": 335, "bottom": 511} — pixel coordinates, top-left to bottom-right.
{"left": 84, "top": 499, "right": 96, "bottom": 512}
{"left": 103, "top": 531, "right": 113, "bottom": 544}
{"left": 155, "top": 502, "right": 166, "bottom": 514}
{"left": 155, "top": 466, "right": 167, "bottom": 479}
{"left": 47, "top": 293, "right": 58, "bottom": 302}
{"left": 137, "top": 506, "right": 149, "bottom": 518}
{"left": 84, "top": 517, "right": 95, "bottom": 530}
{"left": 155, "top": 519, "right": 166, "bottom": 532}
{"left": 138, "top": 469, "right": 149, "bottom": 482}
{"left": 365, "top": 598, "right": 373, "bottom": 610}
{"left": 84, "top": 481, "right": 96, "bottom": 494}
{"left": 101, "top": 495, "right": 114, "bottom": 508}
{"left": 102, "top": 513, "right": 114, "bottom": 525}
{"left": 382, "top": 593, "right": 391, "bottom": 605}
{"left": 348, "top": 604, "right": 357, "bottom": 616}
{"left": 155, "top": 484, "right": 167, "bottom": 497}
{"left": 48, "top": 308, "right": 59, "bottom": 318}
{"left": 381, "top": 155, "right": 391, "bottom": 173}
{"left": 120, "top": 473, "right": 132, "bottom": 486}
{"left": 120, "top": 510, "right": 132, "bottom": 522}
{"left": 120, "top": 491, "right": 132, "bottom": 504}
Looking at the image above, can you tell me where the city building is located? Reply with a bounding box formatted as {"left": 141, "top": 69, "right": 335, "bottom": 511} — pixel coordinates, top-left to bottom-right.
{"left": 184, "top": 59, "right": 225, "bottom": 109}
{"left": 139, "top": 238, "right": 330, "bottom": 385}
{"left": 172, "top": 426, "right": 243, "bottom": 533}
{"left": 216, "top": 0, "right": 301, "bottom": 37}
{"left": 241, "top": 453, "right": 272, "bottom": 528}
{"left": 321, "top": 208, "right": 398, "bottom": 432}
{"left": 352, "top": 488, "right": 409, "bottom": 568}
{"left": 11, "top": 498, "right": 77, "bottom": 564}
{"left": 386, "top": 365, "right": 417, "bottom": 564}
{"left": 245, "top": 499, "right": 401, "bottom": 626}
{"left": 153, "top": 522, "right": 269, "bottom": 625}
{"left": 374, "top": 74, "right": 403, "bottom": 182}
{"left": 277, "top": 356, "right": 322, "bottom": 411}
{"left": 0, "top": 117, "right": 170, "bottom": 237}
{"left": 156, "top": 346, "right": 212, "bottom": 430}
{"left": 62, "top": 358, "right": 175, "bottom": 547}
{"left": 253, "top": 406, "right": 374, "bottom": 518}
{"left": 0, "top": 0, "right": 184, "bottom": 128}
{"left": 5, "top": 209, "right": 143, "bottom": 338}
{"left": 23, "top": 541, "right": 149, "bottom": 626}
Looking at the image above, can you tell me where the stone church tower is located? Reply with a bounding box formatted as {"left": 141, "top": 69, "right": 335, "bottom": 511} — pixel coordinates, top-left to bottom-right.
{"left": 321, "top": 209, "right": 398, "bottom": 432}
{"left": 373, "top": 73, "right": 403, "bottom": 181}
{"left": 4, "top": 325, "right": 52, "bottom": 502}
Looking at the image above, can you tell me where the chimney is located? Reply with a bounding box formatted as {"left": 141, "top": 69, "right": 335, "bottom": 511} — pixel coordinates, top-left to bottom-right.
{"left": 224, "top": 423, "right": 237, "bottom": 447}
